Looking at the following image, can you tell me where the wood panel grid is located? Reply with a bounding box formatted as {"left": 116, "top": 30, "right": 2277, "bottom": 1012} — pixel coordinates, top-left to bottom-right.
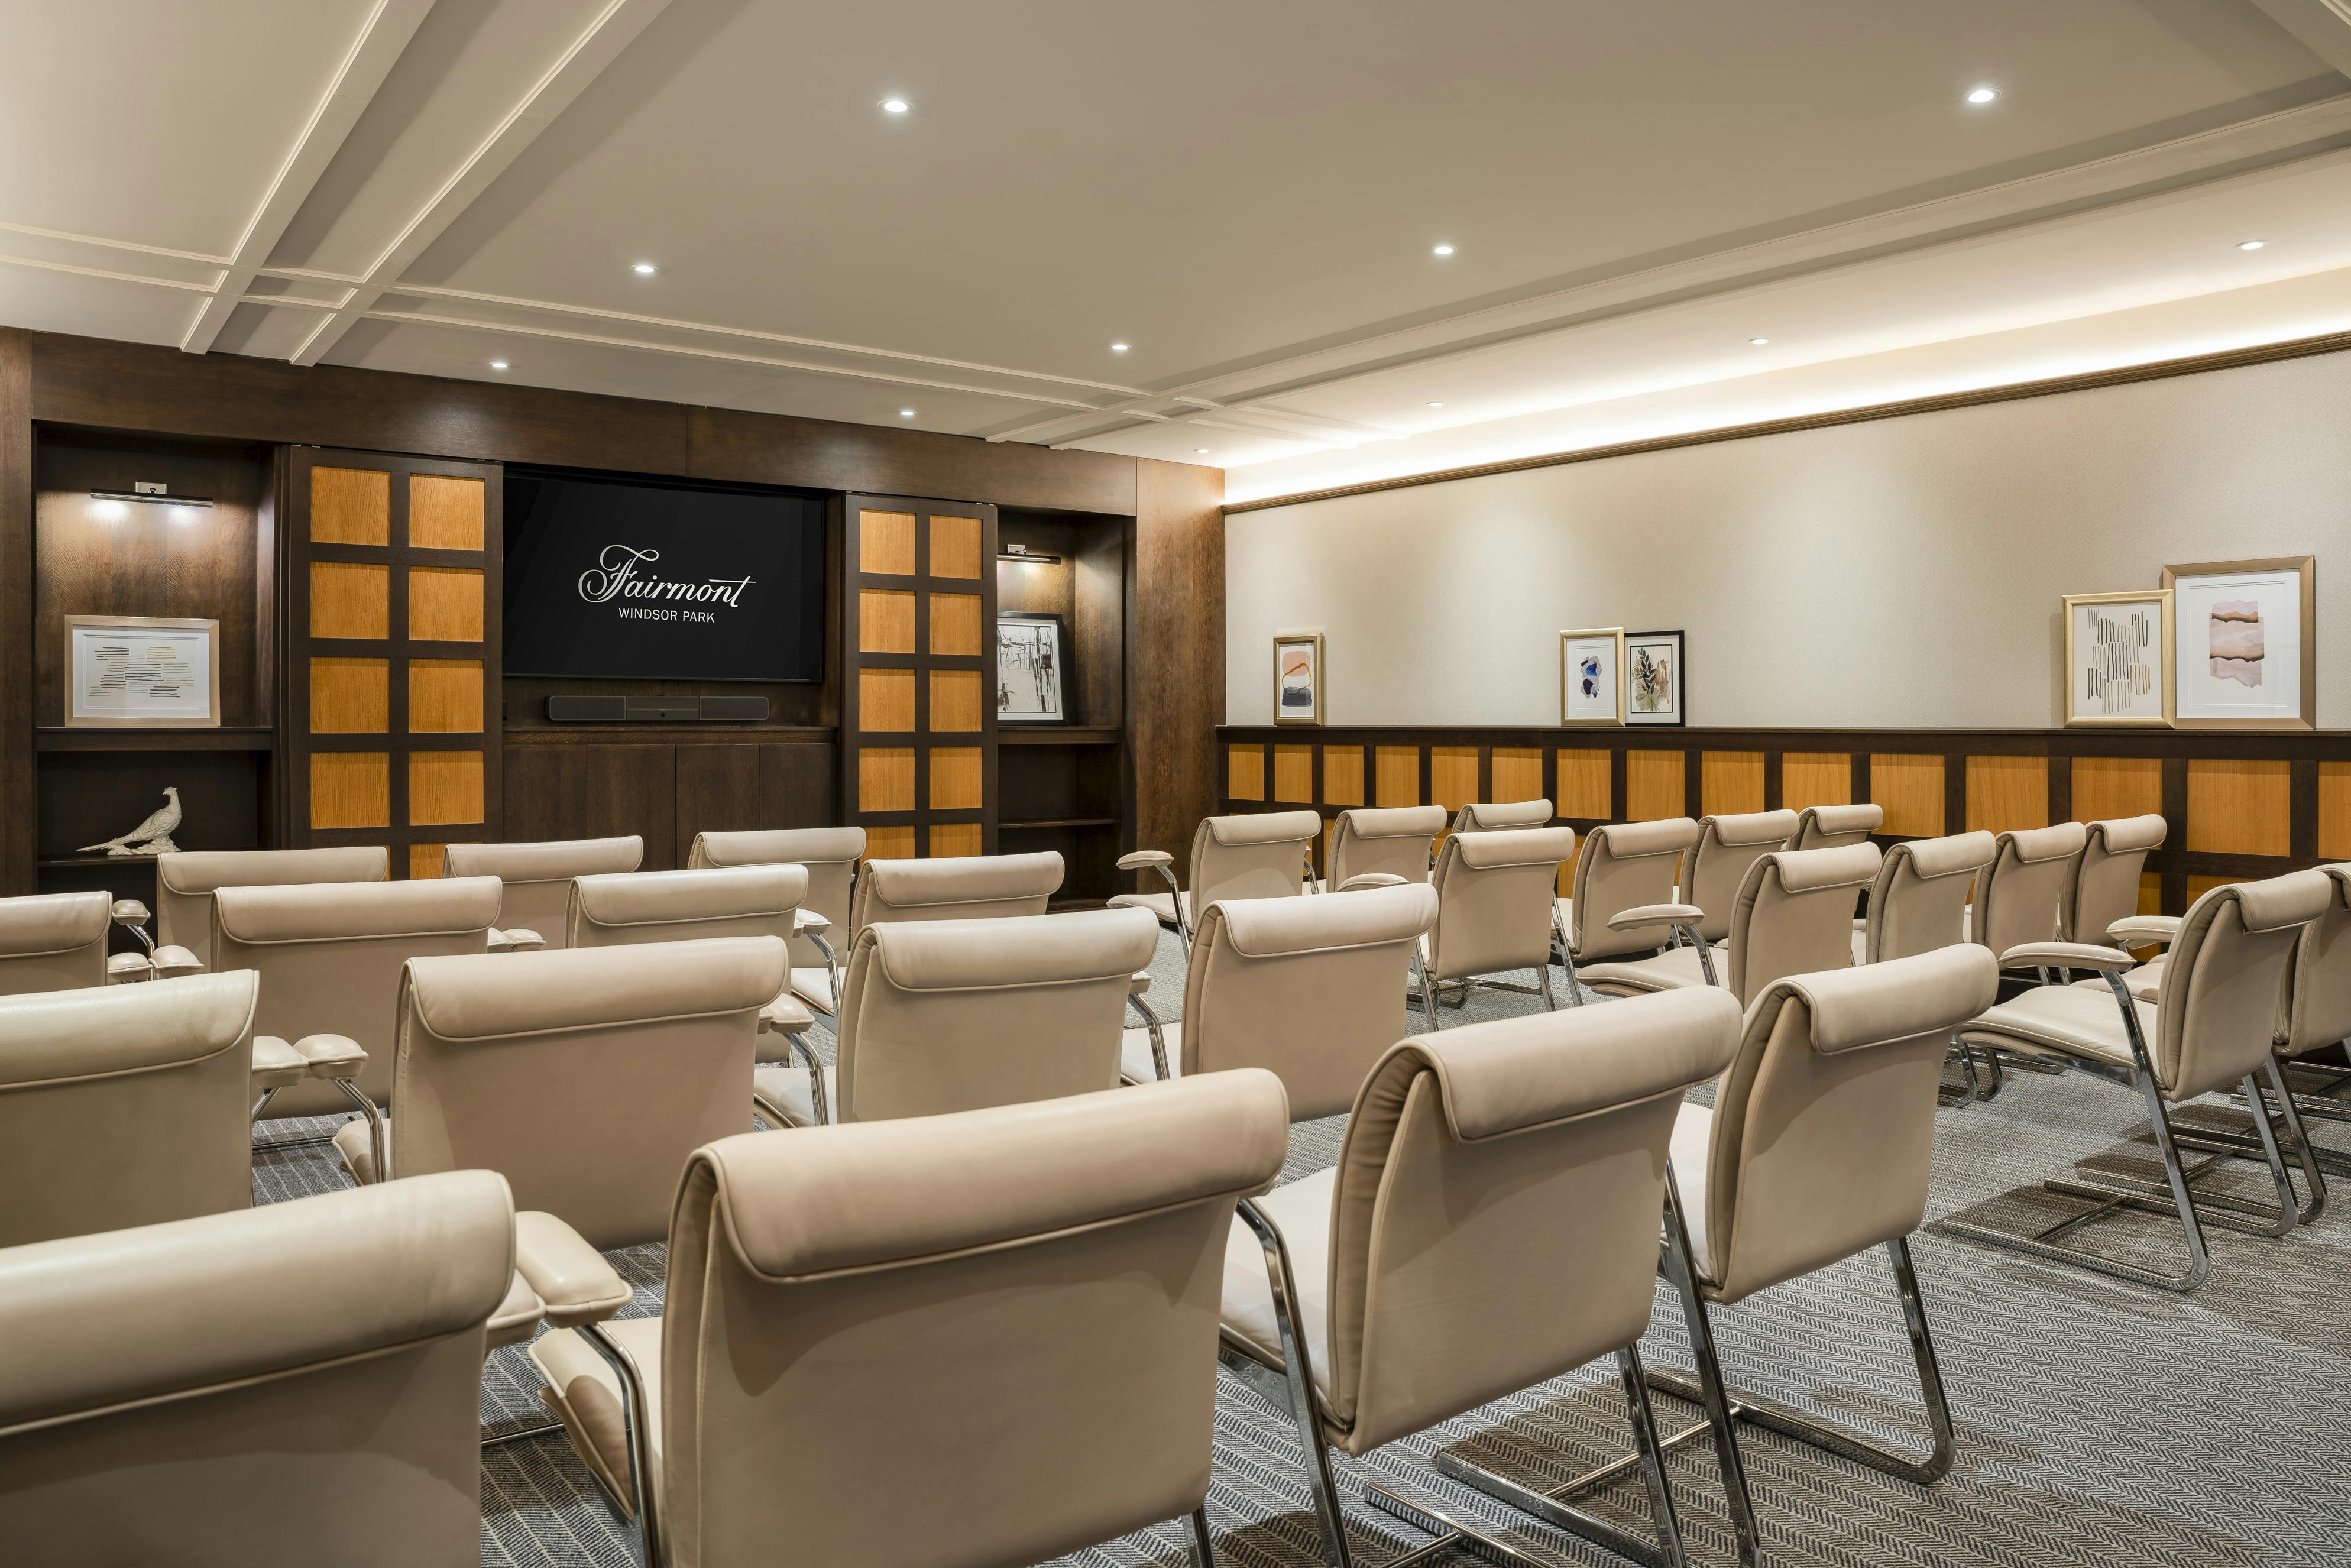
{"left": 1701, "top": 751, "right": 1764, "bottom": 817}
{"left": 929, "top": 669, "right": 983, "bottom": 732}
{"left": 409, "top": 843, "right": 475, "bottom": 880}
{"left": 1781, "top": 752, "right": 1851, "bottom": 810}
{"left": 2323, "top": 762, "right": 2351, "bottom": 860}
{"left": 1556, "top": 749, "right": 1611, "bottom": 818}
{"left": 408, "top": 751, "right": 484, "bottom": 827}
{"left": 1273, "top": 744, "right": 1314, "bottom": 803}
{"left": 2072, "top": 756, "right": 2163, "bottom": 824}
{"left": 859, "top": 511, "right": 917, "bottom": 575}
{"left": 1322, "top": 746, "right": 1365, "bottom": 808}
{"left": 1625, "top": 750, "right": 1685, "bottom": 821}
{"left": 859, "top": 590, "right": 917, "bottom": 653}
{"left": 309, "top": 657, "right": 387, "bottom": 733}
{"left": 310, "top": 752, "right": 389, "bottom": 828}
{"left": 928, "top": 592, "right": 982, "bottom": 656}
{"left": 407, "top": 660, "right": 482, "bottom": 734}
{"left": 1870, "top": 754, "right": 1945, "bottom": 837}
{"left": 1374, "top": 746, "right": 1420, "bottom": 806}
{"left": 407, "top": 474, "right": 485, "bottom": 551}
{"left": 928, "top": 516, "right": 983, "bottom": 579}
{"left": 860, "top": 748, "right": 917, "bottom": 813}
{"left": 1965, "top": 754, "right": 2048, "bottom": 835}
{"left": 309, "top": 466, "right": 388, "bottom": 545}
{"left": 930, "top": 748, "right": 983, "bottom": 811}
{"left": 1491, "top": 748, "right": 1543, "bottom": 804}
{"left": 1430, "top": 746, "right": 1479, "bottom": 811}
{"left": 930, "top": 822, "right": 983, "bottom": 857}
{"left": 310, "top": 561, "right": 387, "bottom": 639}
{"left": 408, "top": 566, "right": 484, "bottom": 642}
{"left": 867, "top": 825, "right": 918, "bottom": 860}
{"left": 2185, "top": 759, "right": 2290, "bottom": 857}
{"left": 860, "top": 668, "right": 917, "bottom": 733}
{"left": 1228, "top": 743, "right": 1265, "bottom": 801}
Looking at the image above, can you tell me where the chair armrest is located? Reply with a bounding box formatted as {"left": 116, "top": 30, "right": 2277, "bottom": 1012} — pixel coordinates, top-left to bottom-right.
{"left": 1118, "top": 850, "right": 1173, "bottom": 870}
{"left": 793, "top": 909, "right": 830, "bottom": 934}
{"left": 759, "top": 994, "right": 815, "bottom": 1035}
{"left": 251, "top": 1035, "right": 309, "bottom": 1093}
{"left": 514, "top": 1211, "right": 633, "bottom": 1328}
{"left": 488, "top": 928, "right": 546, "bottom": 953}
{"left": 486, "top": 1273, "right": 546, "bottom": 1353}
{"left": 1609, "top": 902, "right": 1704, "bottom": 932}
{"left": 2000, "top": 941, "right": 2135, "bottom": 974}
{"left": 110, "top": 899, "right": 151, "bottom": 926}
{"left": 1129, "top": 970, "right": 1152, "bottom": 997}
{"left": 1339, "top": 873, "right": 1407, "bottom": 891}
{"left": 293, "top": 1034, "right": 367, "bottom": 1081}
{"left": 2106, "top": 915, "right": 2181, "bottom": 948}
{"left": 150, "top": 945, "right": 204, "bottom": 977}
{"left": 105, "top": 952, "right": 156, "bottom": 983}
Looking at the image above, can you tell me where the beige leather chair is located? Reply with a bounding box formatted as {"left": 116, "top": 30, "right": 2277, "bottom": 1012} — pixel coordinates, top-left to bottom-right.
{"left": 531, "top": 1073, "right": 1286, "bottom": 1566}
{"left": 2049, "top": 814, "right": 2169, "bottom": 1002}
{"left": 1414, "top": 824, "right": 1577, "bottom": 1019}
{"left": 443, "top": 835, "right": 643, "bottom": 950}
{"left": 1684, "top": 809, "right": 1799, "bottom": 946}
{"left": 2262, "top": 864, "right": 2351, "bottom": 1164}
{"left": 1223, "top": 989, "right": 1740, "bottom": 1568}
{"left": 564, "top": 864, "right": 819, "bottom": 1052}
{"left": 1552, "top": 817, "right": 1699, "bottom": 998}
{"left": 850, "top": 849, "right": 1063, "bottom": 932}
{"left": 1581, "top": 843, "right": 1879, "bottom": 1005}
{"left": 0, "top": 1168, "right": 514, "bottom": 1567}
{"left": 1857, "top": 830, "right": 1996, "bottom": 964}
{"left": 1947, "top": 871, "right": 2331, "bottom": 1290}
{"left": 1121, "top": 882, "right": 1437, "bottom": 1122}
{"left": 753, "top": 906, "right": 1160, "bottom": 1129}
{"left": 1653, "top": 947, "right": 1997, "bottom": 1567}
{"left": 0, "top": 890, "right": 158, "bottom": 990}
{"left": 1967, "top": 821, "right": 2088, "bottom": 966}
{"left": 688, "top": 825, "right": 865, "bottom": 1013}
{"left": 1789, "top": 802, "right": 1881, "bottom": 851}
{"left": 1325, "top": 804, "right": 1445, "bottom": 890}
{"left": 1114, "top": 809, "right": 1319, "bottom": 947}
{"left": 153, "top": 845, "right": 390, "bottom": 971}
{"left": 1450, "top": 798, "right": 1553, "bottom": 832}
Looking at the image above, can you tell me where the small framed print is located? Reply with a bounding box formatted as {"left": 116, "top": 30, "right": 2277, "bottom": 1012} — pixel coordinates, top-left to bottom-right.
{"left": 1559, "top": 627, "right": 1626, "bottom": 727}
{"left": 2062, "top": 591, "right": 2174, "bottom": 728}
{"left": 1272, "top": 631, "right": 1325, "bottom": 726}
{"left": 1624, "top": 630, "right": 1685, "bottom": 727}
{"left": 65, "top": 615, "right": 221, "bottom": 728}
{"left": 996, "top": 612, "right": 1069, "bottom": 724}
{"left": 2162, "top": 555, "right": 2314, "bottom": 731}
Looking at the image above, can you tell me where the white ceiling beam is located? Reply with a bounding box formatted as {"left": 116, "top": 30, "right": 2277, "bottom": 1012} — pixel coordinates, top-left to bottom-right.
{"left": 181, "top": 0, "right": 439, "bottom": 355}
{"left": 2248, "top": 1, "right": 2351, "bottom": 78}
{"left": 289, "top": 0, "right": 675, "bottom": 367}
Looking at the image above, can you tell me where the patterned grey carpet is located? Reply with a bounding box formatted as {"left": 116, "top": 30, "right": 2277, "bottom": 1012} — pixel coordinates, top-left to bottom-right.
{"left": 252, "top": 931, "right": 2351, "bottom": 1566}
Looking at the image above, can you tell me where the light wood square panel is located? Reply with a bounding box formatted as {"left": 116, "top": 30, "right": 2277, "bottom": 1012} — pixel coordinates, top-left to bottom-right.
{"left": 2323, "top": 762, "right": 2351, "bottom": 860}
{"left": 1274, "top": 744, "right": 1314, "bottom": 803}
{"left": 859, "top": 590, "right": 916, "bottom": 653}
{"left": 1701, "top": 752, "right": 1764, "bottom": 817}
{"left": 860, "top": 668, "right": 916, "bottom": 733}
{"left": 1492, "top": 749, "right": 1543, "bottom": 804}
{"left": 928, "top": 515, "right": 983, "bottom": 579}
{"left": 409, "top": 751, "right": 484, "bottom": 827}
{"left": 1229, "top": 743, "right": 1264, "bottom": 801}
{"left": 309, "top": 466, "right": 389, "bottom": 546}
{"left": 2072, "top": 756, "right": 2162, "bottom": 824}
{"left": 310, "top": 752, "right": 389, "bottom": 829}
{"left": 1431, "top": 747, "right": 1478, "bottom": 812}
{"left": 1965, "top": 755, "right": 2048, "bottom": 835}
{"left": 1626, "top": 750, "right": 1685, "bottom": 821}
{"left": 929, "top": 669, "right": 983, "bottom": 733}
{"left": 930, "top": 822, "right": 983, "bottom": 858}
{"left": 1322, "top": 746, "right": 1364, "bottom": 807}
{"left": 860, "top": 749, "right": 916, "bottom": 813}
{"left": 930, "top": 747, "right": 983, "bottom": 811}
{"left": 859, "top": 511, "right": 917, "bottom": 575}
{"left": 1781, "top": 753, "right": 1851, "bottom": 811}
{"left": 408, "top": 660, "right": 483, "bottom": 733}
{"left": 310, "top": 561, "right": 388, "bottom": 640}
{"left": 408, "top": 474, "right": 485, "bottom": 551}
{"left": 1375, "top": 746, "right": 1420, "bottom": 807}
{"left": 867, "top": 825, "right": 917, "bottom": 860}
{"left": 928, "top": 592, "right": 982, "bottom": 656}
{"left": 2185, "top": 759, "right": 2289, "bottom": 857}
{"left": 409, "top": 567, "right": 483, "bottom": 642}
{"left": 1555, "top": 750, "right": 1610, "bottom": 819}
{"left": 409, "top": 843, "right": 475, "bottom": 880}
{"left": 310, "top": 657, "right": 387, "bottom": 733}
{"left": 1870, "top": 754, "right": 1944, "bottom": 837}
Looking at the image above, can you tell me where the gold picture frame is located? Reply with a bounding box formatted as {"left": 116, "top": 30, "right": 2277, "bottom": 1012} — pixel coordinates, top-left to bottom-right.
{"left": 1559, "top": 627, "right": 1627, "bottom": 727}
{"left": 2161, "top": 555, "right": 2314, "bottom": 731}
{"left": 1272, "top": 631, "right": 1325, "bottom": 726}
{"left": 64, "top": 614, "right": 222, "bottom": 728}
{"left": 2061, "top": 591, "right": 2173, "bottom": 729}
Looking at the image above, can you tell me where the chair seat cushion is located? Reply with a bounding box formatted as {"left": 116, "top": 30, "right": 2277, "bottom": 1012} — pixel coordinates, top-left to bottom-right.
{"left": 1669, "top": 1102, "right": 1718, "bottom": 1287}
{"left": 788, "top": 964, "right": 835, "bottom": 1016}
{"left": 752, "top": 1061, "right": 836, "bottom": 1127}
{"left": 332, "top": 1115, "right": 386, "bottom": 1184}
{"left": 1119, "top": 1019, "right": 1184, "bottom": 1085}
{"left": 1108, "top": 890, "right": 1189, "bottom": 928}
{"left": 2070, "top": 955, "right": 2165, "bottom": 1004}
{"left": 530, "top": 1315, "right": 665, "bottom": 1517}
{"left": 1578, "top": 944, "right": 1718, "bottom": 996}
{"left": 1220, "top": 1167, "right": 1338, "bottom": 1409}
{"left": 1957, "top": 983, "right": 2154, "bottom": 1077}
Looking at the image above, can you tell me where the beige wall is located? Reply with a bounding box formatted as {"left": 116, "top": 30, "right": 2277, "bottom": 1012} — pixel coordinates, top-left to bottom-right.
{"left": 1226, "top": 348, "right": 2351, "bottom": 729}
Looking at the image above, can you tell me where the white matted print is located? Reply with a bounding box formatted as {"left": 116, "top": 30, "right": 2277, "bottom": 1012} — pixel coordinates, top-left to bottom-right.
{"left": 66, "top": 615, "right": 219, "bottom": 727}
{"left": 1559, "top": 628, "right": 1626, "bottom": 727}
{"left": 1272, "top": 631, "right": 1324, "bottom": 725}
{"left": 2062, "top": 591, "right": 2172, "bottom": 728}
{"left": 1625, "top": 630, "right": 1685, "bottom": 727}
{"left": 996, "top": 613, "right": 1067, "bottom": 722}
{"left": 2162, "top": 556, "right": 2313, "bottom": 730}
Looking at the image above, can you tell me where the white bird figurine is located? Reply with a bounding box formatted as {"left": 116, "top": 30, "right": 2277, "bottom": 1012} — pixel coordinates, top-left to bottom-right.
{"left": 80, "top": 786, "right": 183, "bottom": 857}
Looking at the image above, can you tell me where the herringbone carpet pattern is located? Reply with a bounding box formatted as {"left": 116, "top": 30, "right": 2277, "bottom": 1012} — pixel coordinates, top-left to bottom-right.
{"left": 251, "top": 930, "right": 2351, "bottom": 1566}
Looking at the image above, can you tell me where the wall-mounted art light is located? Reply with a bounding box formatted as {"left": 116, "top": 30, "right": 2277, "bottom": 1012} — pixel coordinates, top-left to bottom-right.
{"left": 90, "top": 484, "right": 213, "bottom": 510}
{"left": 997, "top": 541, "right": 1063, "bottom": 564}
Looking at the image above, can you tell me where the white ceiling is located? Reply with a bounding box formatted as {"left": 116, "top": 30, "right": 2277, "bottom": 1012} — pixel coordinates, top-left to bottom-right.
{"left": 7, "top": 0, "right": 2351, "bottom": 500}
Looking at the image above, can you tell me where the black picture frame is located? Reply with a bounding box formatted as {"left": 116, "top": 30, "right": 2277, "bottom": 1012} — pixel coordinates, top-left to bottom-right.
{"left": 1624, "top": 629, "right": 1686, "bottom": 727}
{"left": 996, "top": 611, "right": 1070, "bottom": 725}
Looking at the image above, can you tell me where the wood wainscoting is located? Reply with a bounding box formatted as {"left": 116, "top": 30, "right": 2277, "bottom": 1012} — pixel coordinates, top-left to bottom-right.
{"left": 1216, "top": 725, "right": 2350, "bottom": 913}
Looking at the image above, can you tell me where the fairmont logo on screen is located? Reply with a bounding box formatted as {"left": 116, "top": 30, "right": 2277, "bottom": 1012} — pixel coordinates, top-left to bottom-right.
{"left": 577, "top": 545, "right": 755, "bottom": 623}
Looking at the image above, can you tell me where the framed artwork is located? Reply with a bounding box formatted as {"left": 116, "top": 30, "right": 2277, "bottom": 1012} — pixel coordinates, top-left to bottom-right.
{"left": 996, "top": 612, "right": 1068, "bottom": 724}
{"left": 1559, "top": 627, "right": 1626, "bottom": 726}
{"left": 1272, "top": 631, "right": 1325, "bottom": 725}
{"left": 2062, "top": 591, "right": 2173, "bottom": 728}
{"left": 2161, "top": 556, "right": 2314, "bottom": 730}
{"left": 64, "top": 615, "right": 220, "bottom": 728}
{"left": 1625, "top": 630, "right": 1685, "bottom": 727}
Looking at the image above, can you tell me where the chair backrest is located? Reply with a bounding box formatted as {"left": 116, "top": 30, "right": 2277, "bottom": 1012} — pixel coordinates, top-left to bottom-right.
{"left": 1863, "top": 831, "right": 1995, "bottom": 964}
{"left": 566, "top": 864, "right": 807, "bottom": 953}
{"left": 2062, "top": 814, "right": 2166, "bottom": 944}
{"left": 1722, "top": 844, "right": 1880, "bottom": 1003}
{"left": 391, "top": 937, "right": 781, "bottom": 1249}
{"left": 0, "top": 970, "right": 258, "bottom": 1248}
{"left": 1188, "top": 811, "right": 1319, "bottom": 908}
{"left": 0, "top": 1169, "right": 511, "bottom": 1568}
{"left": 1320, "top": 989, "right": 1738, "bottom": 1455}
{"left": 1698, "top": 947, "right": 1997, "bottom": 1303}
{"left": 155, "top": 845, "right": 390, "bottom": 967}
{"left": 689, "top": 825, "right": 866, "bottom": 967}
{"left": 849, "top": 851, "right": 1063, "bottom": 935}
{"left": 1968, "top": 821, "right": 2087, "bottom": 963}
{"left": 2156, "top": 871, "right": 2331, "bottom": 1100}
{"left": 2282, "top": 864, "right": 2351, "bottom": 1058}
{"left": 1450, "top": 799, "right": 1554, "bottom": 832}
{"left": 1328, "top": 805, "right": 1445, "bottom": 888}
{"left": 654, "top": 1074, "right": 1286, "bottom": 1568}
{"left": 1568, "top": 818, "right": 1699, "bottom": 961}
{"left": 442, "top": 837, "right": 642, "bottom": 948}
{"left": 1426, "top": 825, "right": 1577, "bottom": 982}
{"left": 0, "top": 891, "right": 113, "bottom": 994}
{"left": 836, "top": 907, "right": 1159, "bottom": 1123}
{"left": 1685, "top": 810, "right": 1799, "bottom": 943}
{"left": 1789, "top": 804, "right": 1881, "bottom": 851}
{"left": 1181, "top": 882, "right": 1437, "bottom": 1120}
{"left": 216, "top": 876, "right": 500, "bottom": 1117}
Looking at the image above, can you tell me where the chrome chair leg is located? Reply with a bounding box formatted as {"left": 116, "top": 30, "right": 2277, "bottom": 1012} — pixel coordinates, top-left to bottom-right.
{"left": 1411, "top": 950, "right": 1440, "bottom": 1031}
{"left": 1659, "top": 1172, "right": 1762, "bottom": 1568}
{"left": 807, "top": 928, "right": 841, "bottom": 1022}
{"left": 1670, "top": 923, "right": 1718, "bottom": 989}
{"left": 1235, "top": 1199, "right": 1352, "bottom": 1568}
{"left": 582, "top": 1319, "right": 656, "bottom": 1567}
{"left": 782, "top": 1031, "right": 830, "bottom": 1126}
{"left": 1187, "top": 1504, "right": 1218, "bottom": 1568}
{"left": 1128, "top": 992, "right": 1171, "bottom": 1080}
{"left": 481, "top": 1417, "right": 566, "bottom": 1449}
{"left": 1938, "top": 1039, "right": 1983, "bottom": 1107}
{"left": 2124, "top": 1067, "right": 2317, "bottom": 1231}
{"left": 1536, "top": 965, "right": 1559, "bottom": 1012}
{"left": 333, "top": 1080, "right": 387, "bottom": 1186}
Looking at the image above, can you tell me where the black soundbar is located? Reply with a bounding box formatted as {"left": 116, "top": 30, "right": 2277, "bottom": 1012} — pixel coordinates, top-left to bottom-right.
{"left": 546, "top": 695, "right": 771, "bottom": 722}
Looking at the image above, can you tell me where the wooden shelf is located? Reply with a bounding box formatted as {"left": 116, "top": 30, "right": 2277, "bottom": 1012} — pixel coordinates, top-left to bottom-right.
{"left": 40, "top": 854, "right": 160, "bottom": 869}
{"left": 1000, "top": 727, "right": 1121, "bottom": 746}
{"left": 38, "top": 728, "right": 274, "bottom": 753}
{"left": 1001, "top": 817, "right": 1119, "bottom": 830}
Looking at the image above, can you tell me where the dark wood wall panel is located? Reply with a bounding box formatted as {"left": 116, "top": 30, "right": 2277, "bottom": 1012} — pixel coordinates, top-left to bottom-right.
{"left": 503, "top": 743, "right": 679, "bottom": 867}
{"left": 1132, "top": 458, "right": 1225, "bottom": 860}
{"left": 503, "top": 734, "right": 835, "bottom": 871}
{"left": 1, "top": 329, "right": 32, "bottom": 892}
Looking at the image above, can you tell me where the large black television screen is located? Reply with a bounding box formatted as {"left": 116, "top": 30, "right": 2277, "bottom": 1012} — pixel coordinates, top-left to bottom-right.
{"left": 503, "top": 469, "right": 825, "bottom": 682}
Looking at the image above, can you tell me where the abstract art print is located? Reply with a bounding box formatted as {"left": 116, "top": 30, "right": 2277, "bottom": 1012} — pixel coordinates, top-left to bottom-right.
{"left": 1624, "top": 630, "right": 1685, "bottom": 726}
{"left": 995, "top": 612, "right": 1067, "bottom": 723}
{"left": 2062, "top": 591, "right": 2172, "bottom": 728}
{"left": 1559, "top": 627, "right": 1626, "bottom": 726}
{"left": 1272, "top": 631, "right": 1325, "bottom": 725}
{"left": 2162, "top": 556, "right": 2313, "bottom": 730}
{"left": 64, "top": 615, "right": 219, "bottom": 728}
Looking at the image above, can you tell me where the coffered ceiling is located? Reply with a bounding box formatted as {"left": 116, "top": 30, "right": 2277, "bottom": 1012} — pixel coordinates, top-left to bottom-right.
{"left": 8, "top": 1, "right": 2351, "bottom": 501}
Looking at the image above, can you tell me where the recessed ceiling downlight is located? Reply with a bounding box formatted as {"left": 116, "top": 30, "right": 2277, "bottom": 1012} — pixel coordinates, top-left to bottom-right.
{"left": 1194, "top": 447, "right": 1210, "bottom": 453}
{"left": 1427, "top": 401, "right": 1444, "bottom": 407}
{"left": 1965, "top": 86, "right": 1999, "bottom": 105}
{"left": 1749, "top": 336, "right": 1770, "bottom": 345}
{"left": 632, "top": 262, "right": 656, "bottom": 276}
{"left": 899, "top": 408, "right": 916, "bottom": 417}
{"left": 880, "top": 98, "right": 909, "bottom": 114}
{"left": 1432, "top": 243, "right": 1455, "bottom": 257}
{"left": 2237, "top": 239, "right": 2266, "bottom": 251}
{"left": 490, "top": 360, "right": 509, "bottom": 370}
{"left": 1110, "top": 342, "right": 1129, "bottom": 352}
